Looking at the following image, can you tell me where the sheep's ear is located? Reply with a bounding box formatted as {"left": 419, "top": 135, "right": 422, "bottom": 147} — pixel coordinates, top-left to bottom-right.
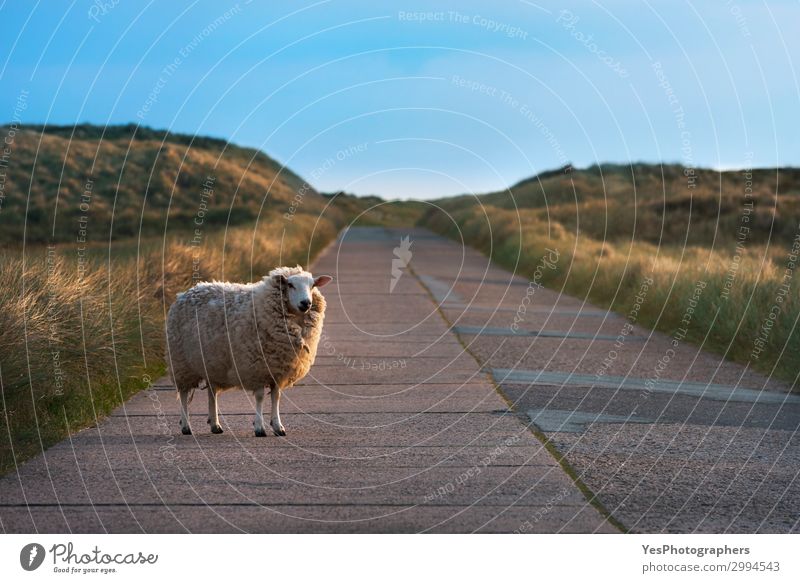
{"left": 272, "top": 273, "right": 288, "bottom": 286}
{"left": 313, "top": 275, "right": 333, "bottom": 288}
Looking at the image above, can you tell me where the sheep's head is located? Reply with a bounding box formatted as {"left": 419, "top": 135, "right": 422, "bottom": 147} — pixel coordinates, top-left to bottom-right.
{"left": 270, "top": 266, "right": 333, "bottom": 315}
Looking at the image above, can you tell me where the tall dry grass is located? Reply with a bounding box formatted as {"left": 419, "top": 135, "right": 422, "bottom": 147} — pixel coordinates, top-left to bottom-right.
{"left": 421, "top": 205, "right": 800, "bottom": 389}
{"left": 0, "top": 214, "right": 339, "bottom": 474}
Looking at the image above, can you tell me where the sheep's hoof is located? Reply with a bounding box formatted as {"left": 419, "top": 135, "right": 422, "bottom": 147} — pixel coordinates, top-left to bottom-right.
{"left": 210, "top": 425, "right": 224, "bottom": 434}
{"left": 254, "top": 428, "right": 268, "bottom": 438}
{"left": 272, "top": 426, "right": 286, "bottom": 437}
{"left": 181, "top": 426, "right": 192, "bottom": 435}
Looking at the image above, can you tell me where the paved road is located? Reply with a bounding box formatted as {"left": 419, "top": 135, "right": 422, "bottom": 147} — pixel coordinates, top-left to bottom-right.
{"left": 0, "top": 227, "right": 615, "bottom": 533}
{"left": 3, "top": 226, "right": 797, "bottom": 533}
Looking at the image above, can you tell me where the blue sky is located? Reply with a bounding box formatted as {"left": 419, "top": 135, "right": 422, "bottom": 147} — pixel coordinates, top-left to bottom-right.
{"left": 1, "top": 0, "right": 798, "bottom": 199}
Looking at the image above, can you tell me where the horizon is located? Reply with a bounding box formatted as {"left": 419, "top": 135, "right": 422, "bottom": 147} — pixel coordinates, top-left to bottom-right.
{"left": 2, "top": 1, "right": 798, "bottom": 199}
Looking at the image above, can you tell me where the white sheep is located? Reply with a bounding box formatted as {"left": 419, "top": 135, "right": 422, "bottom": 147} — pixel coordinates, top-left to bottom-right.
{"left": 165, "top": 266, "right": 332, "bottom": 437}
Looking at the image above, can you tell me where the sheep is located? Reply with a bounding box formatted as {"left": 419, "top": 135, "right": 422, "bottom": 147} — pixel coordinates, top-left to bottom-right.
{"left": 165, "top": 266, "right": 333, "bottom": 437}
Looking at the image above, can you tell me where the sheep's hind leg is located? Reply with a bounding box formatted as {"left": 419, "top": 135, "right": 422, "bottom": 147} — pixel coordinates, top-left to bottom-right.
{"left": 179, "top": 389, "right": 194, "bottom": 435}
{"left": 253, "top": 387, "right": 267, "bottom": 437}
{"left": 207, "top": 386, "right": 223, "bottom": 434}
{"left": 270, "top": 387, "right": 286, "bottom": 436}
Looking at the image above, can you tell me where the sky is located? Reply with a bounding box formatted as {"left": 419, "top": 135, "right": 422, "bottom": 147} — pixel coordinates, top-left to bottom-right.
{"left": 1, "top": 0, "right": 798, "bottom": 199}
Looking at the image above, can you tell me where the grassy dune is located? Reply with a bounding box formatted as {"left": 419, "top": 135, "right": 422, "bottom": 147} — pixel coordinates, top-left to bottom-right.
{"left": 0, "top": 124, "right": 326, "bottom": 243}
{"left": 419, "top": 164, "right": 800, "bottom": 389}
{"left": 443, "top": 163, "right": 800, "bottom": 245}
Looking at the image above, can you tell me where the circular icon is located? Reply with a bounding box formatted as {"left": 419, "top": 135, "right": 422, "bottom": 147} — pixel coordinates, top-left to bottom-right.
{"left": 20, "top": 543, "right": 46, "bottom": 571}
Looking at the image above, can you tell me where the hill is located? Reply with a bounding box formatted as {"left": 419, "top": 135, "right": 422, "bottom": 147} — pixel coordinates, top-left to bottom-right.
{"left": 431, "top": 163, "right": 800, "bottom": 245}
{"left": 0, "top": 123, "right": 334, "bottom": 244}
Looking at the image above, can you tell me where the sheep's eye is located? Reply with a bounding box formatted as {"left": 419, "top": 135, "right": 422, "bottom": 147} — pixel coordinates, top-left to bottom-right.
{"left": 288, "top": 283, "right": 294, "bottom": 289}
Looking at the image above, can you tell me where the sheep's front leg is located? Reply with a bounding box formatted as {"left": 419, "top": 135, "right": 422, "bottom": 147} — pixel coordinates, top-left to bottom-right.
{"left": 207, "top": 387, "right": 223, "bottom": 434}
{"left": 270, "top": 387, "right": 286, "bottom": 436}
{"left": 253, "top": 387, "right": 267, "bottom": 437}
{"left": 179, "top": 390, "right": 193, "bottom": 435}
